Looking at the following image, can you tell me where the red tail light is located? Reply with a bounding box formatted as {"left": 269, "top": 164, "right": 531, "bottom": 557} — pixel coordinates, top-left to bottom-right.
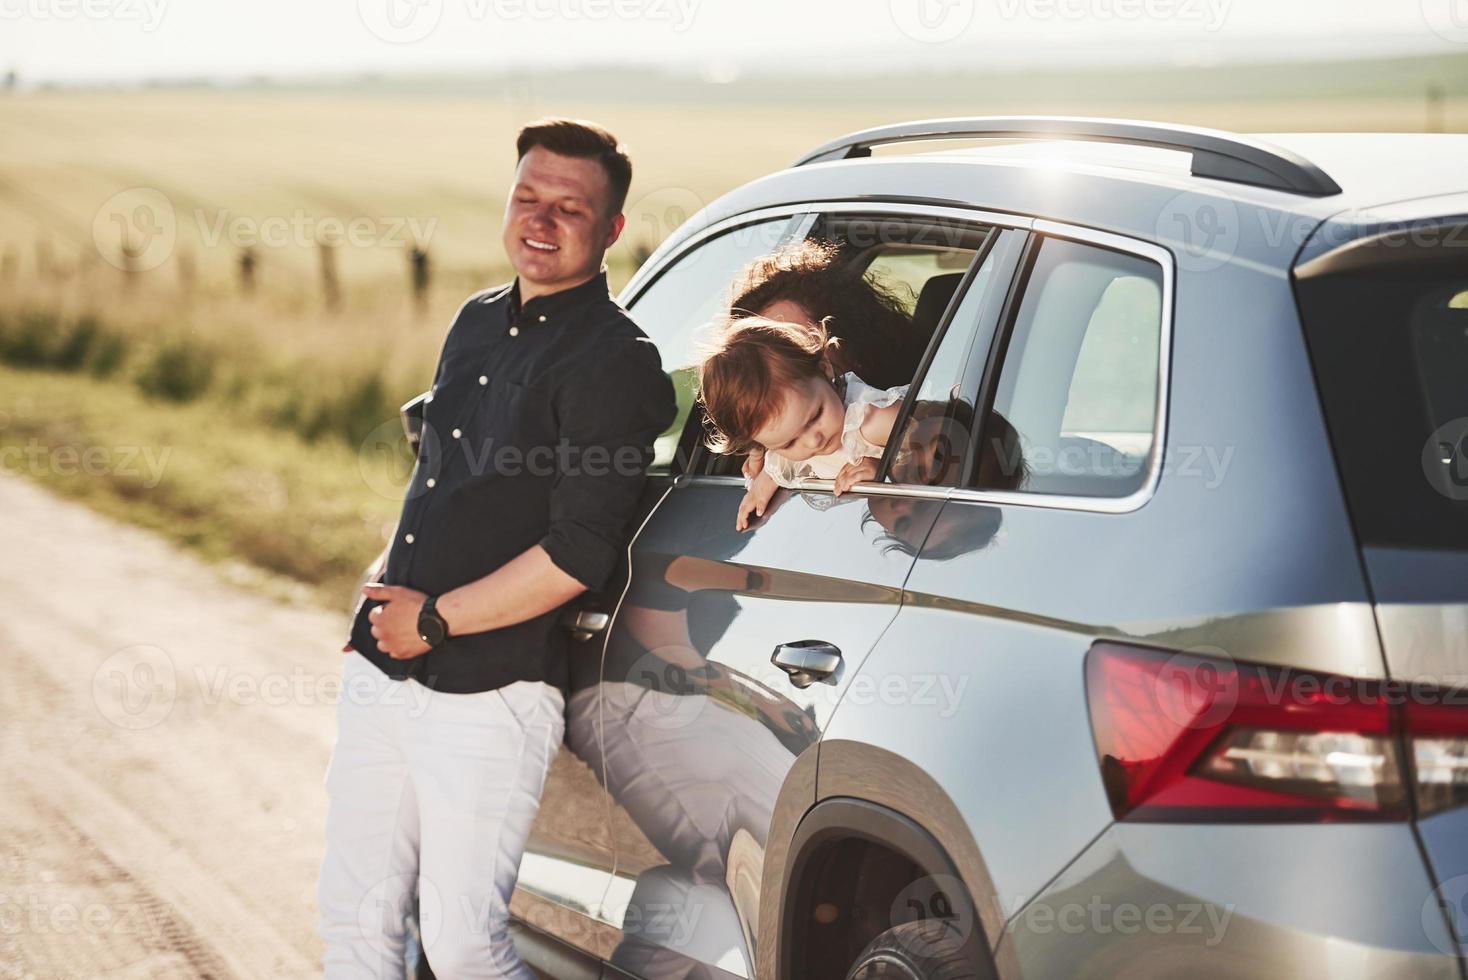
{"left": 1085, "top": 643, "right": 1468, "bottom": 822}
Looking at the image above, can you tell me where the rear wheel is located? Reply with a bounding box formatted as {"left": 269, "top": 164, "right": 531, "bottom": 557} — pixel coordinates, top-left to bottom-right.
{"left": 843, "top": 919, "right": 977, "bottom": 980}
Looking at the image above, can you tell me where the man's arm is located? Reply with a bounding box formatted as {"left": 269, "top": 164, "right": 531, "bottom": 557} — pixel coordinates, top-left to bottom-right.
{"left": 440, "top": 544, "right": 583, "bottom": 632}
{"left": 363, "top": 548, "right": 582, "bottom": 658}
{"left": 364, "top": 336, "right": 675, "bottom": 659}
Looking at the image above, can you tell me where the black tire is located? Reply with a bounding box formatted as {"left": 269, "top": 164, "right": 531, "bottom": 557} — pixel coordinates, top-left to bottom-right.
{"left": 843, "top": 919, "right": 979, "bottom": 980}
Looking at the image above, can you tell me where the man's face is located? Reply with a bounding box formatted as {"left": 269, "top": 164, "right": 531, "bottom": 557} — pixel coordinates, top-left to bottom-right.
{"left": 502, "top": 146, "right": 623, "bottom": 295}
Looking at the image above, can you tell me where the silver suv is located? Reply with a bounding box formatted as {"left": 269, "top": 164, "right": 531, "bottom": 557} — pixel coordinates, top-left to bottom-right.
{"left": 413, "top": 118, "right": 1468, "bottom": 979}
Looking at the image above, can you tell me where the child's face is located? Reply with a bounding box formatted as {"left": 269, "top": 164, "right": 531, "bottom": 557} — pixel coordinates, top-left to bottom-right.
{"left": 753, "top": 375, "right": 845, "bottom": 462}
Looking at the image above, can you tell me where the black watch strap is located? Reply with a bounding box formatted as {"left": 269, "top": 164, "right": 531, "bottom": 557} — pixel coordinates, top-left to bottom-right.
{"left": 418, "top": 595, "right": 450, "bottom": 648}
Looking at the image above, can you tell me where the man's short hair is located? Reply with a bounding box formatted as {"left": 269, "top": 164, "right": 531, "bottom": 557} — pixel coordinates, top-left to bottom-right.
{"left": 516, "top": 118, "right": 632, "bottom": 216}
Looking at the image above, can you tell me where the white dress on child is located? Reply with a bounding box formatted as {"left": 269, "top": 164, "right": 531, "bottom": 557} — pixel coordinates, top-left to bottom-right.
{"left": 761, "top": 372, "right": 909, "bottom": 488}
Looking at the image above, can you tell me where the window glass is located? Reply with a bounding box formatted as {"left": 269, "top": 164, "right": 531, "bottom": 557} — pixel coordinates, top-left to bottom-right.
{"left": 626, "top": 218, "right": 796, "bottom": 472}
{"left": 887, "top": 254, "right": 999, "bottom": 488}
{"left": 864, "top": 246, "right": 977, "bottom": 314}
{"left": 978, "top": 237, "right": 1163, "bottom": 497}
{"left": 1298, "top": 266, "right": 1468, "bottom": 551}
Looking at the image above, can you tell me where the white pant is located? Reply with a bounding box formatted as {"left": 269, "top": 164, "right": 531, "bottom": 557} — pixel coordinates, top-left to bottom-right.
{"left": 319, "top": 653, "right": 565, "bottom": 979}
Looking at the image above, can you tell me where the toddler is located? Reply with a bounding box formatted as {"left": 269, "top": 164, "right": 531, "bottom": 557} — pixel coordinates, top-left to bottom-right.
{"left": 697, "top": 316, "right": 909, "bottom": 531}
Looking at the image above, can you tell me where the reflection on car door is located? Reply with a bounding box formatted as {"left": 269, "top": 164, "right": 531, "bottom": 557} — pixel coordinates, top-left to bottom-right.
{"left": 589, "top": 217, "right": 1009, "bottom": 979}
{"left": 512, "top": 215, "right": 807, "bottom": 960}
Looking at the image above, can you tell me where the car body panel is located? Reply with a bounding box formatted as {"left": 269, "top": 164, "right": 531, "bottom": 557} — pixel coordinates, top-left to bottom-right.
{"left": 1003, "top": 822, "right": 1463, "bottom": 979}
{"left": 589, "top": 482, "right": 945, "bottom": 977}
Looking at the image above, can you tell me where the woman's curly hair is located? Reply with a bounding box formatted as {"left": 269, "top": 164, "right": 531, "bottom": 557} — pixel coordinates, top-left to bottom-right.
{"left": 725, "top": 239, "right": 924, "bottom": 391}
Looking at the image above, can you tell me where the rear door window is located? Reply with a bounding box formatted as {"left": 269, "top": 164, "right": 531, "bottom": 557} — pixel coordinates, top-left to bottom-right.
{"left": 975, "top": 236, "right": 1165, "bottom": 499}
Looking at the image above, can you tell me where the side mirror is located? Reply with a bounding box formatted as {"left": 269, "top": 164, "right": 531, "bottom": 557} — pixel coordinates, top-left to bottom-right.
{"left": 399, "top": 391, "right": 429, "bottom": 454}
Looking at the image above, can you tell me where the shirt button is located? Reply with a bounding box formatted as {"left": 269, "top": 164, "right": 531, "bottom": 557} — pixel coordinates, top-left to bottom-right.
{"left": 479, "top": 375, "right": 488, "bottom": 385}
{"left": 509, "top": 326, "right": 519, "bottom": 337}
{"left": 537, "top": 315, "right": 547, "bottom": 323}
{"left": 426, "top": 478, "right": 436, "bottom": 488}
{"left": 452, "top": 428, "right": 462, "bottom": 439}
{"left": 404, "top": 533, "right": 415, "bottom": 544}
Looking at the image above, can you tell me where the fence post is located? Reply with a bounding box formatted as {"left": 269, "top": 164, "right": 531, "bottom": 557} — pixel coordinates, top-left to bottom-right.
{"left": 410, "top": 246, "right": 430, "bottom": 315}
{"left": 319, "top": 240, "right": 342, "bottom": 310}
{"left": 239, "top": 247, "right": 257, "bottom": 294}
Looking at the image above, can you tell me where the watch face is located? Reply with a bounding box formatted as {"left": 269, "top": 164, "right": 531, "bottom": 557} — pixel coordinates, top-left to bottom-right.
{"left": 418, "top": 611, "right": 446, "bottom": 647}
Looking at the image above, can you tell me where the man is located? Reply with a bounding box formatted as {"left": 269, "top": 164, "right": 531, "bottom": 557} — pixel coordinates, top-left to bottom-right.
{"left": 319, "top": 118, "right": 676, "bottom": 979}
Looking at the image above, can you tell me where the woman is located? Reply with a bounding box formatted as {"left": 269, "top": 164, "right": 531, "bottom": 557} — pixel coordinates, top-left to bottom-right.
{"left": 726, "top": 238, "right": 925, "bottom": 390}
{"left": 723, "top": 238, "right": 929, "bottom": 483}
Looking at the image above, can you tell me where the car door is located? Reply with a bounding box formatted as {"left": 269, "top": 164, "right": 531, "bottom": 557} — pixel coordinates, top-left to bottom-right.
{"left": 512, "top": 212, "right": 808, "bottom": 961}
{"left": 592, "top": 210, "right": 1020, "bottom": 979}
{"left": 818, "top": 225, "right": 1178, "bottom": 970}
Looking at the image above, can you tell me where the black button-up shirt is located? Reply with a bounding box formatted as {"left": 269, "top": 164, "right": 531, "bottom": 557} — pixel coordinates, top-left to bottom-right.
{"left": 349, "top": 271, "right": 676, "bottom": 694}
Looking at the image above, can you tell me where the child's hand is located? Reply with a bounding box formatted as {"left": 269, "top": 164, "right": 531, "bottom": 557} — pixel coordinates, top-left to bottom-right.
{"left": 833, "top": 457, "right": 879, "bottom": 496}
{"left": 741, "top": 447, "right": 766, "bottom": 483}
{"left": 736, "top": 471, "right": 779, "bottom": 531}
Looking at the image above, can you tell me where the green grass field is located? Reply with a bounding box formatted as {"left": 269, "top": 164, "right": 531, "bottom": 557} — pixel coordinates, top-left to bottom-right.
{"left": 1, "top": 57, "right": 1464, "bottom": 592}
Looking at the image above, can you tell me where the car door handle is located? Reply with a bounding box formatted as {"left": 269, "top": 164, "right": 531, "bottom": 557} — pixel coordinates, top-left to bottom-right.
{"left": 561, "top": 609, "right": 610, "bottom": 642}
{"left": 771, "top": 640, "right": 842, "bottom": 689}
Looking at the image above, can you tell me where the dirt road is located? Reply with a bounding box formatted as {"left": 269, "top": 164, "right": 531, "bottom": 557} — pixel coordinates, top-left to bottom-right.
{"left": 0, "top": 473, "right": 347, "bottom": 978}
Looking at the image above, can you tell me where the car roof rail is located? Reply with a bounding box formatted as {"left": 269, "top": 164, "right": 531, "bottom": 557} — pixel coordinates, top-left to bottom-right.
{"left": 792, "top": 116, "right": 1343, "bottom": 197}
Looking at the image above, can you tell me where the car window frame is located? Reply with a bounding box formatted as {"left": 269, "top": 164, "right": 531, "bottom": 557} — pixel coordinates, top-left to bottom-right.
{"left": 956, "top": 220, "right": 1175, "bottom": 514}
{"left": 653, "top": 203, "right": 1173, "bottom": 514}
{"left": 675, "top": 202, "right": 1032, "bottom": 491}
{"left": 871, "top": 225, "right": 1013, "bottom": 487}
{"left": 619, "top": 209, "right": 816, "bottom": 477}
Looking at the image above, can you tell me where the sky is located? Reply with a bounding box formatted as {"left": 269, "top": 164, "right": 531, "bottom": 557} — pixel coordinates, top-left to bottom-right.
{"left": 5, "top": 0, "right": 1468, "bottom": 83}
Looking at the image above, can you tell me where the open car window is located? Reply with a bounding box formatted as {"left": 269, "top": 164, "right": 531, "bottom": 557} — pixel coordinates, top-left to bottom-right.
{"left": 700, "top": 213, "right": 994, "bottom": 480}
{"left": 624, "top": 216, "right": 801, "bottom": 474}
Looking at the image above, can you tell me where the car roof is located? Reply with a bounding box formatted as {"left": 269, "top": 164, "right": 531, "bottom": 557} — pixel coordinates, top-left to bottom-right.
{"left": 642, "top": 127, "right": 1468, "bottom": 280}
{"left": 1242, "top": 133, "right": 1468, "bottom": 211}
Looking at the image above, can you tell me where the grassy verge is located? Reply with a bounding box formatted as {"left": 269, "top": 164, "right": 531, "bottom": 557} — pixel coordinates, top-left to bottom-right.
{"left": 0, "top": 364, "right": 405, "bottom": 607}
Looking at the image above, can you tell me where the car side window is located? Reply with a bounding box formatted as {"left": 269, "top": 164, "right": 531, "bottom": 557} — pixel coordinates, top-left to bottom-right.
{"left": 625, "top": 217, "right": 799, "bottom": 474}
{"left": 977, "top": 237, "right": 1164, "bottom": 498}
{"left": 885, "top": 241, "right": 1004, "bottom": 488}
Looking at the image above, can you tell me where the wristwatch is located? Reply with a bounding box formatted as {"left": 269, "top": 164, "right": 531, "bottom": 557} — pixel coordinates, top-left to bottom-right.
{"left": 417, "top": 595, "right": 450, "bottom": 648}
